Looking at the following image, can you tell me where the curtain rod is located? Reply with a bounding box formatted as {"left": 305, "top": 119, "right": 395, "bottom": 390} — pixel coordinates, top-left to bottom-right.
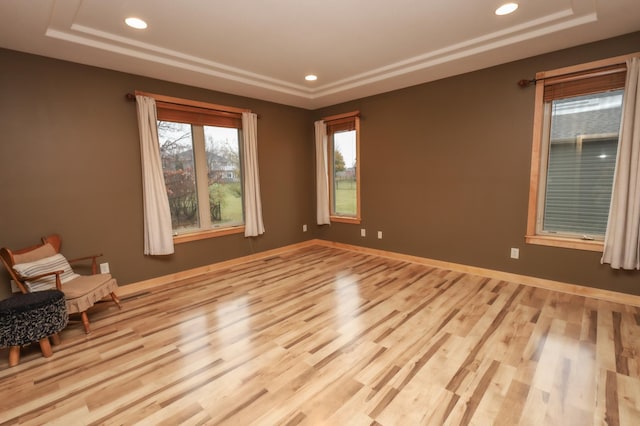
{"left": 517, "top": 65, "right": 625, "bottom": 88}
{"left": 125, "top": 91, "right": 252, "bottom": 115}
{"left": 517, "top": 78, "right": 537, "bottom": 88}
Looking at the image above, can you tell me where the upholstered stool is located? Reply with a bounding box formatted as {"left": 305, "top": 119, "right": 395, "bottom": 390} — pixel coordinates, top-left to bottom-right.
{"left": 0, "top": 290, "right": 68, "bottom": 367}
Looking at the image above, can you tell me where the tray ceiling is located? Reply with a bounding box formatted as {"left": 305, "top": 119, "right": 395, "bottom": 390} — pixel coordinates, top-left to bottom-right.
{"left": 1, "top": 0, "right": 639, "bottom": 109}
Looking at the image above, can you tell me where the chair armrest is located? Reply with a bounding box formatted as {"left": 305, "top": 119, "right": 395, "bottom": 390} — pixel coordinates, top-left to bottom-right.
{"left": 17, "top": 270, "right": 64, "bottom": 290}
{"left": 67, "top": 254, "right": 103, "bottom": 263}
{"left": 67, "top": 254, "right": 103, "bottom": 275}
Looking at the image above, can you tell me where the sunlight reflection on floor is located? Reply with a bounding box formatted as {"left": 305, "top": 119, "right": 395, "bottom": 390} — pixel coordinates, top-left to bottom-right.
{"left": 333, "top": 272, "right": 363, "bottom": 336}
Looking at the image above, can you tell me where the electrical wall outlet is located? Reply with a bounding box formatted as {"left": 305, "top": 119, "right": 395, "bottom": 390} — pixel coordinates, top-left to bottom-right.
{"left": 361, "top": 228, "right": 366, "bottom": 237}
{"left": 100, "top": 262, "right": 110, "bottom": 274}
{"left": 378, "top": 231, "right": 383, "bottom": 239}
{"left": 302, "top": 224, "right": 307, "bottom": 232}
{"left": 510, "top": 248, "right": 520, "bottom": 259}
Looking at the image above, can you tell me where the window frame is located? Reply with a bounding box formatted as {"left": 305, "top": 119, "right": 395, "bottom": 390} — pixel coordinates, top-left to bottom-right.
{"left": 525, "top": 54, "right": 635, "bottom": 252}
{"left": 137, "top": 91, "right": 250, "bottom": 243}
{"left": 324, "top": 111, "right": 361, "bottom": 224}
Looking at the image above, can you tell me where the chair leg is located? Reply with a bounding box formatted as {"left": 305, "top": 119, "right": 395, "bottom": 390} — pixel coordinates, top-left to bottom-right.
{"left": 50, "top": 333, "right": 61, "bottom": 346}
{"left": 8, "top": 346, "right": 20, "bottom": 367}
{"left": 81, "top": 311, "right": 91, "bottom": 334}
{"left": 111, "top": 292, "right": 122, "bottom": 309}
{"left": 39, "top": 337, "right": 53, "bottom": 358}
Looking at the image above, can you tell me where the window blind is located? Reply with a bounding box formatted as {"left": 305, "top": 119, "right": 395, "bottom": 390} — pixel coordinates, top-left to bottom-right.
{"left": 543, "top": 137, "right": 618, "bottom": 236}
{"left": 156, "top": 102, "right": 241, "bottom": 128}
{"left": 543, "top": 65, "right": 626, "bottom": 102}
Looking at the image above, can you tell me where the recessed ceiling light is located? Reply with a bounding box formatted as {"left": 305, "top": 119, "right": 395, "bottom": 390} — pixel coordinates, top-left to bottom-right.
{"left": 125, "top": 17, "right": 148, "bottom": 29}
{"left": 305, "top": 74, "right": 318, "bottom": 81}
{"left": 495, "top": 3, "right": 518, "bottom": 15}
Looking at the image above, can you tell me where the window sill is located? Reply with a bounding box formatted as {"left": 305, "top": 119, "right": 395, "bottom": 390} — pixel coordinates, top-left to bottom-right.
{"left": 331, "top": 216, "right": 361, "bottom": 225}
{"left": 525, "top": 234, "right": 603, "bottom": 252}
{"left": 174, "top": 226, "right": 245, "bottom": 244}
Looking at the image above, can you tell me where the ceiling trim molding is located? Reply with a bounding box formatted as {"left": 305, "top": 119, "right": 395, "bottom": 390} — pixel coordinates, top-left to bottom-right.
{"left": 45, "top": 27, "right": 314, "bottom": 98}
{"left": 44, "top": 2, "right": 599, "bottom": 104}
{"left": 313, "top": 9, "right": 598, "bottom": 98}
{"left": 0, "top": 0, "right": 625, "bottom": 108}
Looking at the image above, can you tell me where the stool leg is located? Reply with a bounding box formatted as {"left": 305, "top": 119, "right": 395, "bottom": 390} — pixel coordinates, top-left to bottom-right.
{"left": 50, "top": 333, "right": 61, "bottom": 346}
{"left": 8, "top": 346, "right": 20, "bottom": 367}
{"left": 111, "top": 292, "right": 122, "bottom": 309}
{"left": 39, "top": 338, "right": 53, "bottom": 358}
{"left": 81, "top": 311, "right": 91, "bottom": 334}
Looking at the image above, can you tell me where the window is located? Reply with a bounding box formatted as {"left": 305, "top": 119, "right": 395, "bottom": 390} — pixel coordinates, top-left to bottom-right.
{"left": 526, "top": 55, "right": 630, "bottom": 251}
{"left": 325, "top": 112, "right": 361, "bottom": 223}
{"left": 155, "top": 98, "right": 248, "bottom": 242}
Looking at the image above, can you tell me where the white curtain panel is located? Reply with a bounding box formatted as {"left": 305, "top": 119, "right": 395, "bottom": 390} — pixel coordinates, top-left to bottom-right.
{"left": 602, "top": 57, "right": 640, "bottom": 269}
{"left": 136, "top": 95, "right": 175, "bottom": 255}
{"left": 242, "top": 112, "right": 265, "bottom": 237}
{"left": 315, "top": 120, "right": 331, "bottom": 225}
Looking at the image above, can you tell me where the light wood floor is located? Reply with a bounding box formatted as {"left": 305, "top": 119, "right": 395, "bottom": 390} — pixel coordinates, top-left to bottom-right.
{"left": 1, "top": 245, "right": 640, "bottom": 425}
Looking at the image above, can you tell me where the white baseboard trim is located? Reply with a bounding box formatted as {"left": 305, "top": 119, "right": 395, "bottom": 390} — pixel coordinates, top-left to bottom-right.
{"left": 119, "top": 239, "right": 640, "bottom": 307}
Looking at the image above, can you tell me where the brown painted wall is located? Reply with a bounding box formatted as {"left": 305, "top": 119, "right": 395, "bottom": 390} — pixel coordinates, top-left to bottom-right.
{"left": 2, "top": 32, "right": 639, "bottom": 301}
{"left": 314, "top": 32, "right": 640, "bottom": 296}
{"left": 0, "top": 49, "right": 314, "bottom": 299}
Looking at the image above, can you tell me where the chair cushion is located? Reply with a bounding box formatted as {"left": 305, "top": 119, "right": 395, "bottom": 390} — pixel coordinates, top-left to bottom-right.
{"left": 62, "top": 274, "right": 118, "bottom": 314}
{"left": 13, "top": 254, "right": 80, "bottom": 291}
{"left": 12, "top": 243, "right": 56, "bottom": 264}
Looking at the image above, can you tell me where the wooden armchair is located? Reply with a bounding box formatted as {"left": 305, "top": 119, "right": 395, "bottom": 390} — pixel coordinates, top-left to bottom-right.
{"left": 0, "top": 234, "right": 121, "bottom": 334}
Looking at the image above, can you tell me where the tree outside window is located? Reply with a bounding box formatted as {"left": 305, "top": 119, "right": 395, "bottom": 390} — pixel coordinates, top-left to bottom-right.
{"left": 158, "top": 121, "right": 243, "bottom": 235}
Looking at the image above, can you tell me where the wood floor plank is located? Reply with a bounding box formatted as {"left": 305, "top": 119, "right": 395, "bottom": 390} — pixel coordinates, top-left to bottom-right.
{"left": 1, "top": 244, "right": 639, "bottom": 425}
